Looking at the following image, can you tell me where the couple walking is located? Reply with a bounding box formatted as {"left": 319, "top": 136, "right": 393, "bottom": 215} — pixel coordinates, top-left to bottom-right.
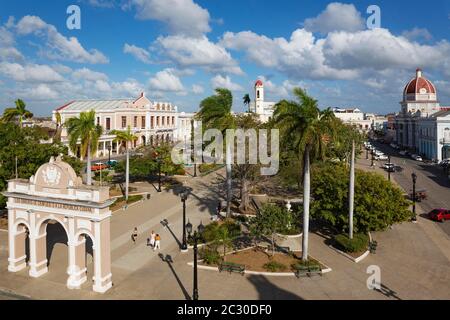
{"left": 131, "top": 228, "right": 161, "bottom": 251}
{"left": 147, "top": 231, "right": 161, "bottom": 251}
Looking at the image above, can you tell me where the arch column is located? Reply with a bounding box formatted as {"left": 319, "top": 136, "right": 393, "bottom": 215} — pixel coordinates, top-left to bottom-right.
{"left": 8, "top": 223, "right": 28, "bottom": 273}
{"left": 66, "top": 238, "right": 87, "bottom": 289}
{"left": 92, "top": 220, "right": 112, "bottom": 293}
{"left": 28, "top": 232, "right": 48, "bottom": 278}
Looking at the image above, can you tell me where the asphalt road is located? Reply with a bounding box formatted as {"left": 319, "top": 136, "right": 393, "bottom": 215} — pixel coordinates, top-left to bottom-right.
{"left": 370, "top": 141, "right": 450, "bottom": 237}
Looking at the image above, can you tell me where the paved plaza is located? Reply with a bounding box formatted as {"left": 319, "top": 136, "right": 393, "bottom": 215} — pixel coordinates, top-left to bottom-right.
{"left": 0, "top": 167, "right": 450, "bottom": 300}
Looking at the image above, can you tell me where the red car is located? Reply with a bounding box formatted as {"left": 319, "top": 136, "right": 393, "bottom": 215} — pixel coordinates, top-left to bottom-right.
{"left": 91, "top": 163, "right": 108, "bottom": 172}
{"left": 428, "top": 209, "right": 450, "bottom": 222}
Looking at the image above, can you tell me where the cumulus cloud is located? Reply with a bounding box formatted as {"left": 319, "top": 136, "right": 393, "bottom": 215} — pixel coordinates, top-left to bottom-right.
{"left": 211, "top": 75, "right": 243, "bottom": 91}
{"left": 123, "top": 43, "right": 151, "bottom": 64}
{"left": 148, "top": 68, "right": 185, "bottom": 92}
{"left": 85, "top": 0, "right": 117, "bottom": 8}
{"left": 192, "top": 84, "right": 204, "bottom": 94}
{"left": 156, "top": 35, "right": 242, "bottom": 75}
{"left": 401, "top": 27, "right": 433, "bottom": 42}
{"left": 15, "top": 15, "right": 109, "bottom": 64}
{"left": 221, "top": 27, "right": 450, "bottom": 82}
{"left": 0, "top": 26, "right": 23, "bottom": 62}
{"left": 127, "top": 0, "right": 211, "bottom": 37}
{"left": 72, "top": 67, "right": 109, "bottom": 82}
{"left": 303, "top": 2, "right": 365, "bottom": 34}
{"left": 0, "top": 62, "right": 65, "bottom": 82}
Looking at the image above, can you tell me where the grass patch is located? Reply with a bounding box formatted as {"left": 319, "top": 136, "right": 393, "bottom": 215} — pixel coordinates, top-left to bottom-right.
{"left": 263, "top": 261, "right": 287, "bottom": 272}
{"left": 110, "top": 194, "right": 143, "bottom": 211}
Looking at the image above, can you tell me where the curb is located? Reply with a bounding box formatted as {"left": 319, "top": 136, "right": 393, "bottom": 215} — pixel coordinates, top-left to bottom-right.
{"left": 328, "top": 233, "right": 372, "bottom": 263}
{"left": 276, "top": 233, "right": 303, "bottom": 239}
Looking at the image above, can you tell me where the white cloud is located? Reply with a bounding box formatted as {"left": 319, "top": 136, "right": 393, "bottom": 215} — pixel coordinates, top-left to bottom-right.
{"left": 127, "top": 0, "right": 211, "bottom": 37}
{"left": 192, "top": 84, "right": 204, "bottom": 94}
{"left": 123, "top": 43, "right": 151, "bottom": 64}
{"left": 85, "top": 0, "right": 117, "bottom": 8}
{"left": 221, "top": 27, "right": 450, "bottom": 81}
{"left": 0, "top": 26, "right": 23, "bottom": 62}
{"left": 148, "top": 69, "right": 185, "bottom": 92}
{"left": 156, "top": 35, "right": 242, "bottom": 75}
{"left": 0, "top": 62, "right": 64, "bottom": 82}
{"left": 402, "top": 27, "right": 433, "bottom": 42}
{"left": 303, "top": 2, "right": 364, "bottom": 34}
{"left": 26, "top": 84, "right": 59, "bottom": 100}
{"left": 211, "top": 75, "right": 243, "bottom": 91}
{"left": 72, "top": 67, "right": 109, "bottom": 81}
{"left": 15, "top": 15, "right": 109, "bottom": 64}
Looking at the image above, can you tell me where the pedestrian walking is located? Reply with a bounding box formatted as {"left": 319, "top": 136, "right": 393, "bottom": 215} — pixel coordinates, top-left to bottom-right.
{"left": 131, "top": 227, "right": 138, "bottom": 244}
{"left": 154, "top": 234, "right": 161, "bottom": 251}
{"left": 150, "top": 231, "right": 156, "bottom": 248}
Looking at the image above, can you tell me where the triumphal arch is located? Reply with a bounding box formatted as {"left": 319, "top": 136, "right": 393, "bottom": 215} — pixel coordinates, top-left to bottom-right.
{"left": 3, "top": 156, "right": 115, "bottom": 293}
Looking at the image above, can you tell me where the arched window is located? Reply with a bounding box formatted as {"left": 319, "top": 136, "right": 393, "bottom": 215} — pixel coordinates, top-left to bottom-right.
{"left": 257, "top": 90, "right": 260, "bottom": 99}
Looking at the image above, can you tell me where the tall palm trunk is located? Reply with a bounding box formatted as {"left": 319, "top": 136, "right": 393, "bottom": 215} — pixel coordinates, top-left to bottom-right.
{"left": 226, "top": 142, "right": 232, "bottom": 218}
{"left": 302, "top": 147, "right": 310, "bottom": 261}
{"left": 125, "top": 143, "right": 130, "bottom": 201}
{"left": 349, "top": 140, "right": 355, "bottom": 239}
{"left": 86, "top": 142, "right": 92, "bottom": 186}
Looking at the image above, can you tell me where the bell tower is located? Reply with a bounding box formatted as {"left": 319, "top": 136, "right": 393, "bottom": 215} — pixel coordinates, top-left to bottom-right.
{"left": 255, "top": 80, "right": 264, "bottom": 114}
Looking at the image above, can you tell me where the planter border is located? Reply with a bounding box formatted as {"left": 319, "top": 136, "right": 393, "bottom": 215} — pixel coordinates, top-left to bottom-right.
{"left": 187, "top": 246, "right": 332, "bottom": 276}
{"left": 328, "top": 232, "right": 373, "bottom": 263}
{"left": 276, "top": 232, "right": 303, "bottom": 239}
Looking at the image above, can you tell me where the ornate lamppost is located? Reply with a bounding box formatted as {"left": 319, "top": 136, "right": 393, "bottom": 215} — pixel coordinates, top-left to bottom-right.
{"left": 411, "top": 172, "right": 417, "bottom": 222}
{"left": 180, "top": 191, "right": 188, "bottom": 252}
{"left": 186, "top": 221, "right": 205, "bottom": 301}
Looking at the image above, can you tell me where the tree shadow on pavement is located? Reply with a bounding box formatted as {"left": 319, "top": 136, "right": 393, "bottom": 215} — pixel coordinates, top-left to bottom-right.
{"left": 159, "top": 253, "right": 191, "bottom": 301}
{"left": 247, "top": 275, "right": 303, "bottom": 300}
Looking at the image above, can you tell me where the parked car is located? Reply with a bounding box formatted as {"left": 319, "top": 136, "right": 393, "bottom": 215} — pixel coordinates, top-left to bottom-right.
{"left": 383, "top": 163, "right": 395, "bottom": 170}
{"left": 91, "top": 162, "right": 108, "bottom": 171}
{"left": 411, "top": 154, "right": 423, "bottom": 161}
{"left": 106, "top": 160, "right": 118, "bottom": 168}
{"left": 439, "top": 159, "right": 450, "bottom": 167}
{"left": 428, "top": 208, "right": 450, "bottom": 222}
{"left": 378, "top": 155, "right": 388, "bottom": 160}
{"left": 399, "top": 150, "right": 407, "bottom": 156}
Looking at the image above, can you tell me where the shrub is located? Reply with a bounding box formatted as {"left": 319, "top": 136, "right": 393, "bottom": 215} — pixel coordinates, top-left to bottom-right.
{"left": 263, "top": 261, "right": 287, "bottom": 272}
{"left": 200, "top": 247, "right": 221, "bottom": 265}
{"left": 334, "top": 233, "right": 369, "bottom": 253}
{"left": 291, "top": 260, "right": 321, "bottom": 270}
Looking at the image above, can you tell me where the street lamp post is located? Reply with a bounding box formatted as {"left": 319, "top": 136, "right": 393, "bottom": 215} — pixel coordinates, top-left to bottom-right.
{"left": 186, "top": 221, "right": 205, "bottom": 301}
{"left": 411, "top": 172, "right": 417, "bottom": 222}
{"left": 154, "top": 152, "right": 162, "bottom": 193}
{"left": 388, "top": 155, "right": 391, "bottom": 181}
{"left": 371, "top": 149, "right": 375, "bottom": 167}
{"left": 180, "top": 191, "right": 188, "bottom": 252}
{"left": 366, "top": 147, "right": 369, "bottom": 160}
{"left": 107, "top": 145, "right": 111, "bottom": 163}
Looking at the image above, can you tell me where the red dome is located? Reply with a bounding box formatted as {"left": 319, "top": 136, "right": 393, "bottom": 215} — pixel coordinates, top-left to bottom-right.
{"left": 403, "top": 69, "right": 436, "bottom": 95}
{"left": 255, "top": 80, "right": 263, "bottom": 87}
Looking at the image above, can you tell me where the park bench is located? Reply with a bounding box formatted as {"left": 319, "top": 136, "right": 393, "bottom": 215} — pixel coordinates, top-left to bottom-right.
{"left": 295, "top": 264, "right": 322, "bottom": 278}
{"left": 219, "top": 262, "right": 246, "bottom": 275}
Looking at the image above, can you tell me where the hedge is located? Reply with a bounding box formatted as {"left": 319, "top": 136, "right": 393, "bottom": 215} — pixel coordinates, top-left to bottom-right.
{"left": 334, "top": 233, "right": 369, "bottom": 253}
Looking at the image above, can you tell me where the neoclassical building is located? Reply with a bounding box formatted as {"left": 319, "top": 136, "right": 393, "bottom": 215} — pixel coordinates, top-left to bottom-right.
{"left": 394, "top": 68, "right": 450, "bottom": 161}
{"left": 54, "top": 92, "right": 194, "bottom": 158}
{"left": 3, "top": 156, "right": 114, "bottom": 293}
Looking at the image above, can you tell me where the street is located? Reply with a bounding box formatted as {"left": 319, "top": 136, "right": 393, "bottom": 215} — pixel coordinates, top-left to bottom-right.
{"left": 369, "top": 141, "right": 450, "bottom": 236}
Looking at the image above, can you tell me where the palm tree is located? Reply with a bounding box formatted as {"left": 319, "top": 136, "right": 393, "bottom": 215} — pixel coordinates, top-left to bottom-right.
{"left": 65, "top": 110, "right": 103, "bottom": 186}
{"left": 111, "top": 126, "right": 138, "bottom": 201}
{"left": 2, "top": 99, "right": 33, "bottom": 127}
{"left": 196, "top": 88, "right": 235, "bottom": 217}
{"left": 273, "top": 88, "right": 336, "bottom": 261}
{"left": 243, "top": 94, "right": 251, "bottom": 113}
{"left": 54, "top": 111, "right": 62, "bottom": 143}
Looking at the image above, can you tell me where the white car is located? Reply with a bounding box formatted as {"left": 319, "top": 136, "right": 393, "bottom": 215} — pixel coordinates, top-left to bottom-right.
{"left": 374, "top": 150, "right": 384, "bottom": 156}
{"left": 383, "top": 163, "right": 396, "bottom": 169}
{"left": 412, "top": 155, "right": 423, "bottom": 161}
{"left": 399, "top": 150, "right": 407, "bottom": 156}
{"left": 375, "top": 154, "right": 388, "bottom": 161}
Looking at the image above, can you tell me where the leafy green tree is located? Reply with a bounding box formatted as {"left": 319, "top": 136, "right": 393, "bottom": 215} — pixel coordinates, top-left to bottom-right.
{"left": 250, "top": 204, "right": 292, "bottom": 256}
{"left": 1, "top": 99, "right": 33, "bottom": 127}
{"left": 273, "top": 88, "right": 336, "bottom": 261}
{"left": 197, "top": 88, "right": 235, "bottom": 217}
{"left": 111, "top": 126, "right": 138, "bottom": 201}
{"left": 311, "top": 163, "right": 411, "bottom": 233}
{"left": 0, "top": 122, "right": 82, "bottom": 209}
{"left": 65, "top": 110, "right": 103, "bottom": 186}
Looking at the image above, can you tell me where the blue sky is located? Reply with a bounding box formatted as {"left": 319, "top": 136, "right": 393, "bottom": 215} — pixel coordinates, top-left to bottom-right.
{"left": 0, "top": 0, "right": 449, "bottom": 116}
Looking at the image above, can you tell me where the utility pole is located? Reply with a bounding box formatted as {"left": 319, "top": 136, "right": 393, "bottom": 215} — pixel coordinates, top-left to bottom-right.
{"left": 349, "top": 140, "right": 355, "bottom": 240}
